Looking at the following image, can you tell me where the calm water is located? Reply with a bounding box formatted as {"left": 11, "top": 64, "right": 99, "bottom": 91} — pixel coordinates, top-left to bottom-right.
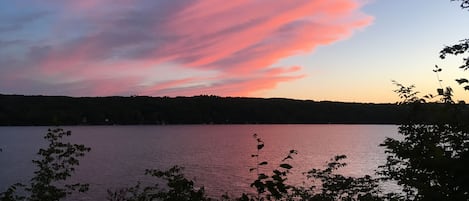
{"left": 0, "top": 125, "right": 399, "bottom": 200}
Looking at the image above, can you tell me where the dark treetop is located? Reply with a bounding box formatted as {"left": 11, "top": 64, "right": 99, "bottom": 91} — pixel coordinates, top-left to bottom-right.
{"left": 0, "top": 94, "right": 462, "bottom": 126}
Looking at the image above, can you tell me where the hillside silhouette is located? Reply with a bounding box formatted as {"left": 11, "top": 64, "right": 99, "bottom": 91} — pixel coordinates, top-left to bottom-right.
{"left": 0, "top": 94, "right": 454, "bottom": 126}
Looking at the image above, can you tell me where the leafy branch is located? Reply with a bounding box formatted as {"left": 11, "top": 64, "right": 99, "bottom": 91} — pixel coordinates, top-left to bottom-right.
{"left": 1, "top": 128, "right": 91, "bottom": 201}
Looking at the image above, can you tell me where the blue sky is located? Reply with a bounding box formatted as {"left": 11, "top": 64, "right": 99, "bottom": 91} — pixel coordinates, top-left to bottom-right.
{"left": 266, "top": 0, "right": 469, "bottom": 102}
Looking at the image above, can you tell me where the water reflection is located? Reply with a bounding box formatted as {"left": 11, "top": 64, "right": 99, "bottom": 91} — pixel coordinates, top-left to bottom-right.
{"left": 0, "top": 125, "right": 398, "bottom": 200}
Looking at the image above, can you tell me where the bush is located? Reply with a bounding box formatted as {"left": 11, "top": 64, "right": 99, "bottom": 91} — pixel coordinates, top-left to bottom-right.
{"left": 378, "top": 84, "right": 469, "bottom": 200}
{"left": 0, "top": 128, "right": 91, "bottom": 201}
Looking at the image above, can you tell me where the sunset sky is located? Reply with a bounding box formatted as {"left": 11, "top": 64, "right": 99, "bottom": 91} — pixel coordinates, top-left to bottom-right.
{"left": 1, "top": 0, "right": 468, "bottom": 103}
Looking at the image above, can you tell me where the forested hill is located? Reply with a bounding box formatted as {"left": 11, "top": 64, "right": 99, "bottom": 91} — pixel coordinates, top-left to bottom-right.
{"left": 0, "top": 94, "right": 410, "bottom": 126}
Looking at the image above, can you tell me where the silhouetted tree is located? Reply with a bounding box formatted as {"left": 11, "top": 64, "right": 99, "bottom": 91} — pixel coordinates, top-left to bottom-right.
{"left": 107, "top": 165, "right": 211, "bottom": 201}
{"left": 0, "top": 128, "right": 91, "bottom": 201}
{"left": 378, "top": 1, "right": 469, "bottom": 200}
{"left": 379, "top": 83, "right": 469, "bottom": 200}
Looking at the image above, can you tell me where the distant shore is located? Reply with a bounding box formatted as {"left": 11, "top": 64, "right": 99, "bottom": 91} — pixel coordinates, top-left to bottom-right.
{"left": 0, "top": 94, "right": 458, "bottom": 126}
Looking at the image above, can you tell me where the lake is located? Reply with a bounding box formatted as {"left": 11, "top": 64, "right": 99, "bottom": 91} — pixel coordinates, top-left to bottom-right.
{"left": 0, "top": 125, "right": 400, "bottom": 200}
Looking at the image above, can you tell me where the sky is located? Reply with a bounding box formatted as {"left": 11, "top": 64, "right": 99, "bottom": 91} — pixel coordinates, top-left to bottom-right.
{"left": 0, "top": 0, "right": 468, "bottom": 103}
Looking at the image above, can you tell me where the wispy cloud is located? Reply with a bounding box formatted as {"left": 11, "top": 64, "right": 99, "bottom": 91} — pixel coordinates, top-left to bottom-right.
{"left": 0, "top": 0, "right": 372, "bottom": 97}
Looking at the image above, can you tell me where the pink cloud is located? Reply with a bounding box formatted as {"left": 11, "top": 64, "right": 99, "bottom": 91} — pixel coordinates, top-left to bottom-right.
{"left": 140, "top": 66, "right": 305, "bottom": 97}
{"left": 140, "top": 78, "right": 200, "bottom": 96}
{"left": 0, "top": 0, "right": 372, "bottom": 97}
{"left": 159, "top": 0, "right": 371, "bottom": 71}
{"left": 66, "top": 77, "right": 143, "bottom": 96}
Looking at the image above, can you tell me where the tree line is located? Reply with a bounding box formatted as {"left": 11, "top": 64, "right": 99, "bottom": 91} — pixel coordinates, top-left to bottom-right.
{"left": 0, "top": 94, "right": 462, "bottom": 126}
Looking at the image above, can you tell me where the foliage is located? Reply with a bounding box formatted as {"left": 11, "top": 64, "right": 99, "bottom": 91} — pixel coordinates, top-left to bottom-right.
{"left": 298, "top": 155, "right": 382, "bottom": 201}
{"left": 391, "top": 81, "right": 424, "bottom": 104}
{"left": 440, "top": 39, "right": 469, "bottom": 92}
{"left": 0, "top": 95, "right": 407, "bottom": 125}
{"left": 374, "top": 3, "right": 469, "bottom": 199}
{"left": 107, "top": 166, "right": 212, "bottom": 201}
{"left": 0, "top": 128, "right": 91, "bottom": 201}
{"left": 380, "top": 123, "right": 469, "bottom": 200}
{"left": 243, "top": 134, "right": 297, "bottom": 200}
{"left": 441, "top": 0, "right": 469, "bottom": 92}
{"left": 0, "top": 184, "right": 26, "bottom": 201}
{"left": 380, "top": 47, "right": 469, "bottom": 200}
{"left": 236, "top": 135, "right": 384, "bottom": 201}
{"left": 451, "top": 0, "right": 469, "bottom": 10}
